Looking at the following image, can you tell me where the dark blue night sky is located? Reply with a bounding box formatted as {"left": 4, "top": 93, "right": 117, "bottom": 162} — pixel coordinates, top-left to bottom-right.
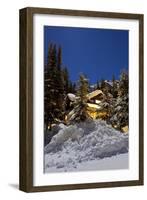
{"left": 44, "top": 26, "right": 128, "bottom": 84}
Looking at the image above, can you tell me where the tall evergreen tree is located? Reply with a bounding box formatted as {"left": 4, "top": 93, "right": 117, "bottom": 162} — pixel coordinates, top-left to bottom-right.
{"left": 66, "top": 74, "right": 90, "bottom": 123}
{"left": 56, "top": 46, "right": 65, "bottom": 113}
{"left": 119, "top": 70, "right": 128, "bottom": 96}
{"left": 44, "top": 43, "right": 66, "bottom": 130}
{"left": 76, "top": 74, "right": 90, "bottom": 121}
{"left": 44, "top": 43, "right": 56, "bottom": 130}
{"left": 77, "top": 74, "right": 89, "bottom": 102}
{"left": 71, "top": 82, "right": 76, "bottom": 93}
{"left": 96, "top": 80, "right": 100, "bottom": 89}
{"left": 109, "top": 71, "right": 129, "bottom": 131}
{"left": 57, "top": 46, "right": 62, "bottom": 71}
{"left": 100, "top": 78, "right": 105, "bottom": 91}
{"left": 111, "top": 74, "right": 118, "bottom": 98}
{"left": 62, "top": 67, "right": 70, "bottom": 94}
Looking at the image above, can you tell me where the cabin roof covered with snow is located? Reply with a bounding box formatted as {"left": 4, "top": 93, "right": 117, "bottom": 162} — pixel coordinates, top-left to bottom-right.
{"left": 87, "top": 90, "right": 104, "bottom": 100}
{"left": 104, "top": 80, "right": 113, "bottom": 87}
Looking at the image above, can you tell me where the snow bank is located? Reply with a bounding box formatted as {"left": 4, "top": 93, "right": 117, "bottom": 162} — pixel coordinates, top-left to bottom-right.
{"left": 44, "top": 120, "right": 128, "bottom": 172}
{"left": 67, "top": 93, "right": 75, "bottom": 101}
{"left": 45, "top": 153, "right": 128, "bottom": 172}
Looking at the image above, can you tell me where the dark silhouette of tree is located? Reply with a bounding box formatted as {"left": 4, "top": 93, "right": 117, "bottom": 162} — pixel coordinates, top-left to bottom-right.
{"left": 119, "top": 70, "right": 128, "bottom": 96}
{"left": 62, "top": 67, "right": 70, "bottom": 94}
{"left": 56, "top": 46, "right": 65, "bottom": 113}
{"left": 109, "top": 70, "right": 129, "bottom": 131}
{"left": 77, "top": 74, "right": 89, "bottom": 102}
{"left": 96, "top": 80, "right": 100, "bottom": 89}
{"left": 111, "top": 74, "right": 118, "bottom": 98}
{"left": 44, "top": 43, "right": 67, "bottom": 130}
{"left": 100, "top": 78, "right": 105, "bottom": 91}
{"left": 44, "top": 43, "right": 56, "bottom": 130}
{"left": 75, "top": 74, "right": 90, "bottom": 121}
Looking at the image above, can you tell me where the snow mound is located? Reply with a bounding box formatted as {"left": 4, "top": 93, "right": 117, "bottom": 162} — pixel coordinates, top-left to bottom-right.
{"left": 67, "top": 93, "right": 76, "bottom": 101}
{"left": 44, "top": 120, "right": 128, "bottom": 172}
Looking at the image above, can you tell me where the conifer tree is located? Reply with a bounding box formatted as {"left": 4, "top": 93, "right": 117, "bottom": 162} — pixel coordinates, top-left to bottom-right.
{"left": 111, "top": 74, "right": 118, "bottom": 98}
{"left": 109, "top": 71, "right": 129, "bottom": 131}
{"left": 71, "top": 82, "right": 76, "bottom": 93}
{"left": 96, "top": 80, "right": 100, "bottom": 89}
{"left": 77, "top": 74, "right": 89, "bottom": 102}
{"left": 56, "top": 46, "right": 65, "bottom": 114}
{"left": 57, "top": 46, "right": 62, "bottom": 71}
{"left": 44, "top": 43, "right": 55, "bottom": 130}
{"left": 119, "top": 70, "right": 128, "bottom": 96}
{"left": 76, "top": 74, "right": 90, "bottom": 121}
{"left": 44, "top": 43, "right": 74, "bottom": 130}
{"left": 44, "top": 44, "right": 64, "bottom": 129}
{"left": 62, "top": 67, "right": 70, "bottom": 94}
{"left": 100, "top": 78, "right": 105, "bottom": 91}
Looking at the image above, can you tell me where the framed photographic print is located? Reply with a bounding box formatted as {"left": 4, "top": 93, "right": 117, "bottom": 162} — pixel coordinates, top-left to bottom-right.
{"left": 19, "top": 7, "right": 144, "bottom": 192}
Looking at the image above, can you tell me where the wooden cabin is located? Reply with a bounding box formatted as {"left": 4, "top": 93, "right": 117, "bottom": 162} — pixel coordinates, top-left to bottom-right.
{"left": 66, "top": 90, "right": 108, "bottom": 121}
{"left": 87, "top": 90, "right": 104, "bottom": 104}
{"left": 86, "top": 90, "right": 108, "bottom": 119}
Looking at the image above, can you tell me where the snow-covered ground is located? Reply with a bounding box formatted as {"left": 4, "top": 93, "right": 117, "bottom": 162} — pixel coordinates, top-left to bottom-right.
{"left": 44, "top": 120, "right": 128, "bottom": 173}
{"left": 45, "top": 153, "right": 128, "bottom": 172}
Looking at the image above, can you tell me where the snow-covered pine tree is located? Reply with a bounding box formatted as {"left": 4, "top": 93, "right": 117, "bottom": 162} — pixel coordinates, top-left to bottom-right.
{"left": 77, "top": 74, "right": 89, "bottom": 103}
{"left": 44, "top": 43, "right": 67, "bottom": 130}
{"left": 73, "top": 74, "right": 91, "bottom": 122}
{"left": 65, "top": 74, "right": 91, "bottom": 124}
{"left": 119, "top": 70, "right": 128, "bottom": 96}
{"left": 99, "top": 78, "right": 105, "bottom": 91}
{"left": 56, "top": 46, "right": 65, "bottom": 116}
{"left": 109, "top": 71, "right": 128, "bottom": 131}
{"left": 44, "top": 43, "right": 55, "bottom": 130}
{"left": 68, "top": 81, "right": 76, "bottom": 94}
{"left": 62, "top": 67, "right": 70, "bottom": 94}
{"left": 111, "top": 74, "right": 118, "bottom": 98}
